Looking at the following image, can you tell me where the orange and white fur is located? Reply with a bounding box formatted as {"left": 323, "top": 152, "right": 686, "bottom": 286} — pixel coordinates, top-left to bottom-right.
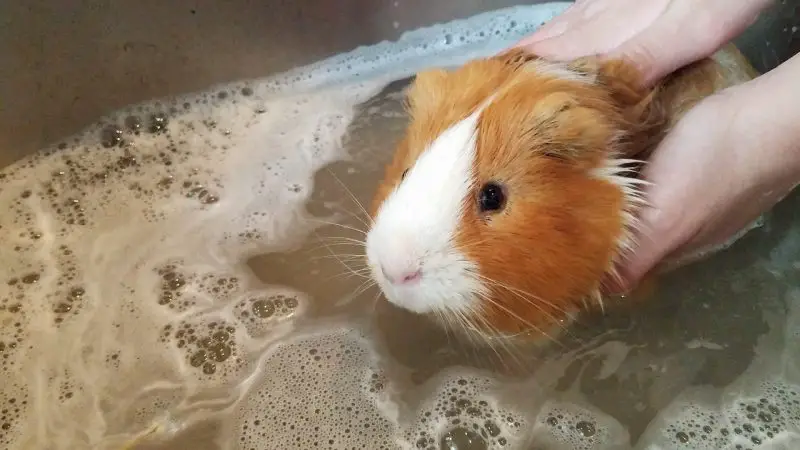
{"left": 365, "top": 44, "right": 758, "bottom": 340}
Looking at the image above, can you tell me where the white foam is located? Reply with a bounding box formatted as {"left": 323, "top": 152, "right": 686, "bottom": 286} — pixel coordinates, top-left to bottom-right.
{"left": 528, "top": 401, "right": 631, "bottom": 450}
{"left": 232, "top": 326, "right": 397, "bottom": 450}
{"left": 637, "top": 288, "right": 800, "bottom": 449}
{"left": 392, "top": 371, "right": 530, "bottom": 449}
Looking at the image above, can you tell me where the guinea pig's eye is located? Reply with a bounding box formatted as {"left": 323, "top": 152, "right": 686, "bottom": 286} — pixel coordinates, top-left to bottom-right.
{"left": 401, "top": 169, "right": 409, "bottom": 180}
{"left": 478, "top": 182, "right": 506, "bottom": 213}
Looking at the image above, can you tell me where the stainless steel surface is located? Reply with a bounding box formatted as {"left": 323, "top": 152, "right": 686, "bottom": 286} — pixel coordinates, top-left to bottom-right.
{"left": 0, "top": 0, "right": 798, "bottom": 164}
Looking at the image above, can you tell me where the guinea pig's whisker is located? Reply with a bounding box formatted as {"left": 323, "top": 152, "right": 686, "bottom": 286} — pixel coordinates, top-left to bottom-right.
{"left": 336, "top": 207, "right": 374, "bottom": 228}
{"left": 433, "top": 309, "right": 450, "bottom": 333}
{"left": 313, "top": 231, "right": 371, "bottom": 281}
{"left": 311, "top": 235, "right": 367, "bottom": 246}
{"left": 469, "top": 305, "right": 532, "bottom": 372}
{"left": 475, "top": 274, "right": 575, "bottom": 329}
{"left": 307, "top": 218, "right": 368, "bottom": 237}
{"left": 351, "top": 278, "right": 378, "bottom": 299}
{"left": 322, "top": 268, "right": 371, "bottom": 283}
{"left": 310, "top": 249, "right": 366, "bottom": 256}
{"left": 310, "top": 254, "right": 367, "bottom": 263}
{"left": 306, "top": 234, "right": 364, "bottom": 245}
{"left": 449, "top": 307, "right": 489, "bottom": 365}
{"left": 323, "top": 167, "right": 375, "bottom": 228}
{"left": 438, "top": 309, "right": 481, "bottom": 367}
{"left": 449, "top": 234, "right": 492, "bottom": 250}
{"left": 467, "top": 307, "right": 526, "bottom": 371}
{"left": 434, "top": 309, "right": 460, "bottom": 355}
{"left": 446, "top": 307, "right": 471, "bottom": 336}
{"left": 327, "top": 263, "right": 371, "bottom": 275}
{"left": 497, "top": 285, "right": 582, "bottom": 343}
{"left": 304, "top": 242, "right": 366, "bottom": 258}
{"left": 305, "top": 243, "right": 363, "bottom": 254}
{"left": 474, "top": 290, "right": 566, "bottom": 349}
{"left": 436, "top": 311, "right": 457, "bottom": 354}
{"left": 324, "top": 240, "right": 367, "bottom": 253}
{"left": 490, "top": 278, "right": 570, "bottom": 318}
{"left": 368, "top": 289, "right": 382, "bottom": 317}
{"left": 309, "top": 206, "right": 371, "bottom": 229}
{"left": 308, "top": 244, "right": 366, "bottom": 265}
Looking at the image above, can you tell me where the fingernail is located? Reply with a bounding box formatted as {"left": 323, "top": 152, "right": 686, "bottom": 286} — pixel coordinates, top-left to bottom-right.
{"left": 536, "top": 21, "right": 569, "bottom": 42}
{"left": 511, "top": 35, "right": 551, "bottom": 53}
{"left": 514, "top": 21, "right": 569, "bottom": 50}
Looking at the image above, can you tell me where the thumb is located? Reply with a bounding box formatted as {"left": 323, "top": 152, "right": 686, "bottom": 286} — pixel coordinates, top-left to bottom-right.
{"left": 603, "top": 2, "right": 745, "bottom": 87}
{"left": 513, "top": 29, "right": 591, "bottom": 62}
{"left": 615, "top": 204, "right": 676, "bottom": 293}
{"left": 604, "top": 39, "right": 667, "bottom": 88}
{"left": 511, "top": 3, "right": 578, "bottom": 54}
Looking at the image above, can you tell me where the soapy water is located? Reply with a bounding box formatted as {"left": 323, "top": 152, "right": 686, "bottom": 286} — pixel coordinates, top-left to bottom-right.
{"left": 1, "top": 2, "right": 799, "bottom": 449}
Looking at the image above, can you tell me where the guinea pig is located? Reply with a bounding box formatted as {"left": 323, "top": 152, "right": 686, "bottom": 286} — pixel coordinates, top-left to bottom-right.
{"left": 364, "top": 43, "right": 758, "bottom": 341}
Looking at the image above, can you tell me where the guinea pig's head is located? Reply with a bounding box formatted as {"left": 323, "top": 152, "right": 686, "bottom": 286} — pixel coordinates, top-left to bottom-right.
{"left": 365, "top": 49, "right": 667, "bottom": 340}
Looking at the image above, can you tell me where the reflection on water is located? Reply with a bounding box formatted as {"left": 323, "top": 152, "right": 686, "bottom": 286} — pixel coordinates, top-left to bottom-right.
{"left": 0, "top": 3, "right": 799, "bottom": 450}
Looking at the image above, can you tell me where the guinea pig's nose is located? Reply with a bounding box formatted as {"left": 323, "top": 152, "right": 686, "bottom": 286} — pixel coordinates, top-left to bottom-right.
{"left": 380, "top": 265, "right": 422, "bottom": 285}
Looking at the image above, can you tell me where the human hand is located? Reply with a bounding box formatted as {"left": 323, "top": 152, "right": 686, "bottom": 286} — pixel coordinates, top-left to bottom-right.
{"left": 609, "top": 60, "right": 800, "bottom": 292}
{"left": 512, "top": 0, "right": 797, "bottom": 293}
{"left": 514, "top": 0, "right": 773, "bottom": 87}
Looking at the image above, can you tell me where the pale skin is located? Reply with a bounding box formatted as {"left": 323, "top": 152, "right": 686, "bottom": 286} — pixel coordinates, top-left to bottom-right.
{"left": 514, "top": 0, "right": 800, "bottom": 293}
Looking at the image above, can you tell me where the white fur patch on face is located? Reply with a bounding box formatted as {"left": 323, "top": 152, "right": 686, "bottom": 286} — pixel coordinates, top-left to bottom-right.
{"left": 366, "top": 108, "right": 487, "bottom": 315}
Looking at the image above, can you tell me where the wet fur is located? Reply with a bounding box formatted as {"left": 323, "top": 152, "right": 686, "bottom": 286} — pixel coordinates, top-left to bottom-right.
{"left": 369, "top": 43, "right": 758, "bottom": 338}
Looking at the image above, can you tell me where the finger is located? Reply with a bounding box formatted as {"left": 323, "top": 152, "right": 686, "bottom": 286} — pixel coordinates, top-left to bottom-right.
{"left": 516, "top": 24, "right": 615, "bottom": 61}
{"left": 513, "top": 2, "right": 580, "bottom": 49}
{"left": 605, "top": 0, "right": 765, "bottom": 86}
{"left": 606, "top": 33, "right": 711, "bottom": 88}
{"left": 517, "top": 0, "right": 668, "bottom": 62}
{"left": 615, "top": 147, "right": 693, "bottom": 290}
{"left": 600, "top": 201, "right": 675, "bottom": 296}
{"left": 614, "top": 204, "right": 676, "bottom": 290}
{"left": 514, "top": 16, "right": 570, "bottom": 48}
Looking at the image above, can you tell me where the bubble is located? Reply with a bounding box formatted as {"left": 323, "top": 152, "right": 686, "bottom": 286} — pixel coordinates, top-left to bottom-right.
{"left": 252, "top": 299, "right": 275, "bottom": 318}
{"left": 148, "top": 113, "right": 168, "bottom": 133}
{"left": 20, "top": 273, "right": 39, "bottom": 284}
{"left": 235, "top": 328, "right": 394, "bottom": 449}
{"left": 100, "top": 125, "right": 124, "bottom": 148}
{"left": 440, "top": 427, "right": 487, "bottom": 450}
{"left": 576, "top": 421, "right": 596, "bottom": 437}
{"left": 484, "top": 420, "right": 501, "bottom": 437}
{"left": 124, "top": 115, "right": 143, "bottom": 133}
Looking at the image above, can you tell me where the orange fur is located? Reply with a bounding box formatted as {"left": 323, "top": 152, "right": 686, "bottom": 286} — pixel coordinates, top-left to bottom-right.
{"left": 370, "top": 44, "right": 758, "bottom": 338}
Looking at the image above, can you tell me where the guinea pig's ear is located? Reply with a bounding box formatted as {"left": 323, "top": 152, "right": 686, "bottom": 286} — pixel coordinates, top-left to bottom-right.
{"left": 567, "top": 56, "right": 670, "bottom": 159}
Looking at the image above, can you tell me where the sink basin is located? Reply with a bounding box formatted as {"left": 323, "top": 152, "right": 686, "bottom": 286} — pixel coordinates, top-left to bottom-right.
{"left": 0, "top": 1, "right": 798, "bottom": 449}
{"left": 1, "top": 0, "right": 797, "bottom": 161}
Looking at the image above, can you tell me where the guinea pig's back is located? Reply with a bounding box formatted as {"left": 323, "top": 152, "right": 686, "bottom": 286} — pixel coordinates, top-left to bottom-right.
{"left": 659, "top": 43, "right": 759, "bottom": 123}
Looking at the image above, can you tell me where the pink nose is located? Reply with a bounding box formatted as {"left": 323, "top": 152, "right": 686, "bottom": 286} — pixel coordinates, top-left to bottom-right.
{"left": 380, "top": 266, "right": 422, "bottom": 285}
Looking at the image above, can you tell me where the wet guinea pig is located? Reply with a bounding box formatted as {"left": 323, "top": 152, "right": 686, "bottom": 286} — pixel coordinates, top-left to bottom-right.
{"left": 365, "top": 44, "right": 758, "bottom": 340}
